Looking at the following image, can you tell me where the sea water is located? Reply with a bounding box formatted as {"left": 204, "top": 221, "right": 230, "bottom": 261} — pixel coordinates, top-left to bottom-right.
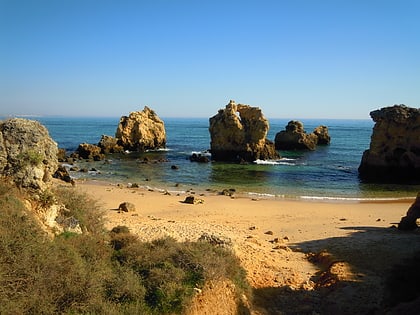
{"left": 11, "top": 116, "right": 420, "bottom": 200}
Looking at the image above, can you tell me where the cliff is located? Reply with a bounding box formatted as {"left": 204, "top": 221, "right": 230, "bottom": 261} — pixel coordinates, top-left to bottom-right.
{"left": 0, "top": 118, "right": 58, "bottom": 189}
{"left": 358, "top": 104, "right": 420, "bottom": 182}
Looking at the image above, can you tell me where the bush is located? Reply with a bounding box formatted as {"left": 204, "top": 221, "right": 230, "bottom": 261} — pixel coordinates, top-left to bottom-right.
{"left": 0, "top": 180, "right": 250, "bottom": 314}
{"left": 53, "top": 186, "right": 105, "bottom": 234}
{"left": 113, "top": 236, "right": 250, "bottom": 314}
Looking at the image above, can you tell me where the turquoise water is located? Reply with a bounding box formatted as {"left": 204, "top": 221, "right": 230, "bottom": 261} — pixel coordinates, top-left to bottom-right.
{"left": 25, "top": 117, "right": 420, "bottom": 200}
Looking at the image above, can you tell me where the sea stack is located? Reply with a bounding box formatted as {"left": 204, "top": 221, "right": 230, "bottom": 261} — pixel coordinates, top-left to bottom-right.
{"left": 116, "top": 106, "right": 166, "bottom": 152}
{"left": 358, "top": 104, "right": 420, "bottom": 182}
{"left": 274, "top": 121, "right": 330, "bottom": 150}
{"left": 209, "top": 100, "right": 279, "bottom": 162}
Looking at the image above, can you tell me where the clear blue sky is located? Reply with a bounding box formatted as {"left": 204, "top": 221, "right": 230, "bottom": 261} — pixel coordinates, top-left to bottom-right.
{"left": 1, "top": 0, "right": 419, "bottom": 119}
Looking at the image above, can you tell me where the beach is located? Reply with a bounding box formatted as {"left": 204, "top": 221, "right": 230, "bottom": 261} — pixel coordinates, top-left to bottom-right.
{"left": 76, "top": 180, "right": 420, "bottom": 314}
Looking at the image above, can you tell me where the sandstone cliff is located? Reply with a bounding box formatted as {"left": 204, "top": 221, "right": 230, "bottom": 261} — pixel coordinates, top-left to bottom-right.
{"left": 115, "top": 106, "right": 166, "bottom": 152}
{"left": 0, "top": 118, "right": 58, "bottom": 189}
{"left": 209, "top": 100, "right": 280, "bottom": 162}
{"left": 358, "top": 104, "right": 420, "bottom": 181}
{"left": 275, "top": 121, "right": 330, "bottom": 150}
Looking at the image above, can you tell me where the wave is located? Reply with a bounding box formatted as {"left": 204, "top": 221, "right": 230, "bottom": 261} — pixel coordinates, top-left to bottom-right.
{"left": 253, "top": 158, "right": 299, "bottom": 166}
{"left": 191, "top": 150, "right": 211, "bottom": 157}
{"left": 145, "top": 148, "right": 172, "bottom": 152}
{"left": 247, "top": 191, "right": 414, "bottom": 203}
{"left": 298, "top": 195, "right": 414, "bottom": 203}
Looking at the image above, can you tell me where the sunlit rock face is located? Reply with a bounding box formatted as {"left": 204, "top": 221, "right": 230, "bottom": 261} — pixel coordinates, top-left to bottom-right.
{"left": 0, "top": 118, "right": 59, "bottom": 189}
{"left": 358, "top": 104, "right": 420, "bottom": 182}
{"left": 209, "top": 100, "right": 280, "bottom": 162}
{"left": 116, "top": 106, "right": 166, "bottom": 152}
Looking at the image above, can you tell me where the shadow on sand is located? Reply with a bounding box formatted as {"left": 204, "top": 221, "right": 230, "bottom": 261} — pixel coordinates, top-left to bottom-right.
{"left": 251, "top": 225, "right": 420, "bottom": 315}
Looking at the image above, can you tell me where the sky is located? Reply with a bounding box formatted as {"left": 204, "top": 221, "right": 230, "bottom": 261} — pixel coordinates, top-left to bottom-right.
{"left": 1, "top": 0, "right": 419, "bottom": 119}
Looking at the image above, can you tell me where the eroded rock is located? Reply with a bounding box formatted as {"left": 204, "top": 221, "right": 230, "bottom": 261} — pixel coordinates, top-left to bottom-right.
{"left": 116, "top": 106, "right": 166, "bottom": 152}
{"left": 74, "top": 143, "right": 105, "bottom": 161}
{"left": 209, "top": 100, "right": 280, "bottom": 162}
{"left": 98, "top": 135, "right": 124, "bottom": 154}
{"left": 0, "top": 118, "right": 59, "bottom": 189}
{"left": 274, "top": 121, "right": 330, "bottom": 150}
{"left": 358, "top": 104, "right": 420, "bottom": 181}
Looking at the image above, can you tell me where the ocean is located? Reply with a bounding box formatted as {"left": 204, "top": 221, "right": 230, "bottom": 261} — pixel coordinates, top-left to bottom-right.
{"left": 13, "top": 116, "right": 420, "bottom": 200}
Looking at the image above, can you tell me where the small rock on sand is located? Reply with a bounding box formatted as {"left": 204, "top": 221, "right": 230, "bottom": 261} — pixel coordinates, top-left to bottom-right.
{"left": 118, "top": 202, "right": 136, "bottom": 212}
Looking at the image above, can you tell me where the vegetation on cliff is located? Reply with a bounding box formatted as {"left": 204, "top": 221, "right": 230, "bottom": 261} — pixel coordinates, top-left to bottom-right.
{"left": 0, "top": 181, "right": 250, "bottom": 314}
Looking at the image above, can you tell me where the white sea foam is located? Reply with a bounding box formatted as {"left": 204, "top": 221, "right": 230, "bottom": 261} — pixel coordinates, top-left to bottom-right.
{"left": 191, "top": 150, "right": 211, "bottom": 157}
{"left": 145, "top": 148, "right": 172, "bottom": 152}
{"left": 247, "top": 192, "right": 277, "bottom": 198}
{"left": 253, "top": 158, "right": 298, "bottom": 166}
{"left": 299, "top": 195, "right": 413, "bottom": 203}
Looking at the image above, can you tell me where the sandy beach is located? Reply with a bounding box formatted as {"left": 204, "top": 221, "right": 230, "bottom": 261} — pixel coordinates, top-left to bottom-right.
{"left": 76, "top": 180, "right": 420, "bottom": 314}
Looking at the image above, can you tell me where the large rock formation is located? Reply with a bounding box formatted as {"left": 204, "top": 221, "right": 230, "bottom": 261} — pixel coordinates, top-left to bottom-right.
{"left": 274, "top": 121, "right": 330, "bottom": 150}
{"left": 0, "top": 118, "right": 59, "bottom": 189}
{"left": 209, "top": 100, "right": 280, "bottom": 162}
{"left": 358, "top": 105, "right": 420, "bottom": 181}
{"left": 115, "top": 106, "right": 166, "bottom": 152}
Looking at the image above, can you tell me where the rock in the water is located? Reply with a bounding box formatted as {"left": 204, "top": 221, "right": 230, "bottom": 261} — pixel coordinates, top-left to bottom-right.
{"left": 209, "top": 100, "right": 280, "bottom": 162}
{"left": 98, "top": 135, "right": 124, "bottom": 154}
{"left": 358, "top": 105, "right": 420, "bottom": 182}
{"left": 189, "top": 152, "right": 210, "bottom": 163}
{"left": 118, "top": 202, "right": 136, "bottom": 212}
{"left": 115, "top": 106, "right": 166, "bottom": 152}
{"left": 398, "top": 193, "right": 420, "bottom": 230}
{"left": 74, "top": 143, "right": 105, "bottom": 161}
{"left": 0, "top": 118, "right": 58, "bottom": 189}
{"left": 274, "top": 121, "right": 330, "bottom": 150}
{"left": 313, "top": 125, "right": 331, "bottom": 145}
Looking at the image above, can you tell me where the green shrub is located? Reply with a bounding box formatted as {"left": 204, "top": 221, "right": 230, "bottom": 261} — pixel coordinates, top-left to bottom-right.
{"left": 16, "top": 149, "right": 44, "bottom": 167}
{"left": 0, "top": 180, "right": 250, "bottom": 314}
{"left": 53, "top": 186, "right": 105, "bottom": 234}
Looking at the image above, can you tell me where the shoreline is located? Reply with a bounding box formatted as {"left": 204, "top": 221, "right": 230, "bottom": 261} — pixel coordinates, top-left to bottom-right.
{"left": 75, "top": 178, "right": 417, "bottom": 204}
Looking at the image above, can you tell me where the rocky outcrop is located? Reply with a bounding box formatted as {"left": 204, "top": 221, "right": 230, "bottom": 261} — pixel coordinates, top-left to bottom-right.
{"left": 98, "top": 135, "right": 124, "bottom": 154}
{"left": 73, "top": 143, "right": 105, "bottom": 161}
{"left": 398, "top": 193, "right": 420, "bottom": 230}
{"left": 313, "top": 125, "right": 331, "bottom": 145}
{"left": 209, "top": 100, "right": 280, "bottom": 162}
{"left": 358, "top": 105, "right": 420, "bottom": 181}
{"left": 274, "top": 121, "right": 330, "bottom": 150}
{"left": 115, "top": 106, "right": 166, "bottom": 152}
{"left": 0, "top": 118, "right": 58, "bottom": 189}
